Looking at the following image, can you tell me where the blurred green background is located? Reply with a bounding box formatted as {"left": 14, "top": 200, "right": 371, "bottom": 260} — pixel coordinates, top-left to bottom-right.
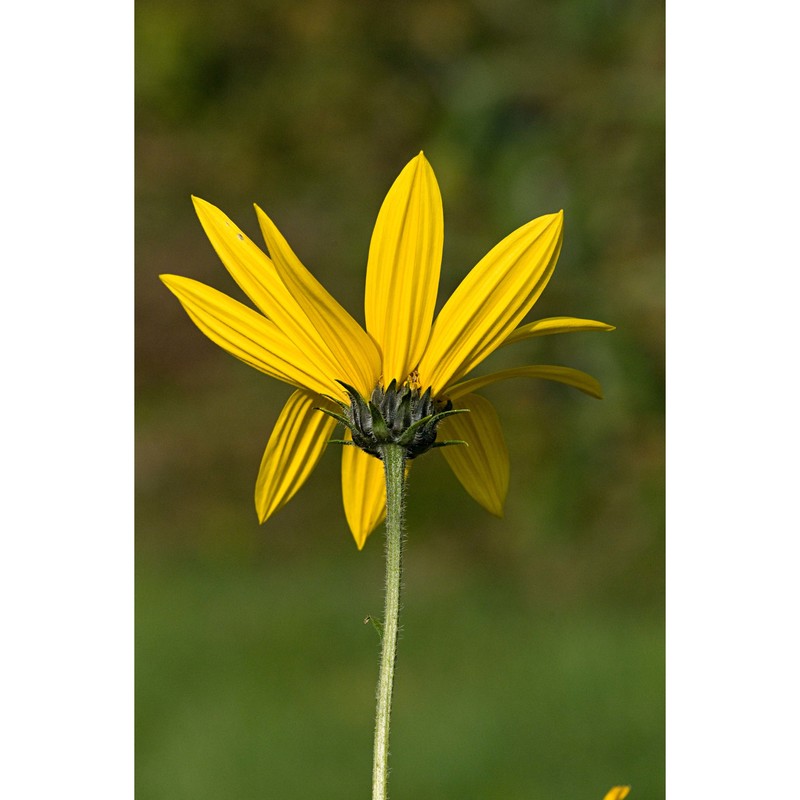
{"left": 136, "top": 0, "right": 664, "bottom": 798}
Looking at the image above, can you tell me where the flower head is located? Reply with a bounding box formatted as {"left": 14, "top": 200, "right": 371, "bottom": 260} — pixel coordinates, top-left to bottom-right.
{"left": 161, "top": 153, "right": 612, "bottom": 548}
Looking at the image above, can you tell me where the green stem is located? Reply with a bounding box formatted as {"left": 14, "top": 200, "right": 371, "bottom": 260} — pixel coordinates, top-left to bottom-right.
{"left": 372, "top": 443, "right": 406, "bottom": 800}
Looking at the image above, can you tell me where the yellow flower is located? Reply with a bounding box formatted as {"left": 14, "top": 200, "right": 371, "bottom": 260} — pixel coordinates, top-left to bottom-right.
{"left": 161, "top": 153, "right": 612, "bottom": 548}
{"left": 603, "top": 787, "right": 631, "bottom": 800}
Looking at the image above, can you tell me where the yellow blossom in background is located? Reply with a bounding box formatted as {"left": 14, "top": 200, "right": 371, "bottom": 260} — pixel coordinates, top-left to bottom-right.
{"left": 161, "top": 153, "right": 612, "bottom": 548}
{"left": 603, "top": 787, "right": 631, "bottom": 800}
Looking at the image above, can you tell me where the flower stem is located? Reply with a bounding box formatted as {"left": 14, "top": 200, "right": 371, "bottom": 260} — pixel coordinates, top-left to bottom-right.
{"left": 372, "top": 443, "right": 406, "bottom": 800}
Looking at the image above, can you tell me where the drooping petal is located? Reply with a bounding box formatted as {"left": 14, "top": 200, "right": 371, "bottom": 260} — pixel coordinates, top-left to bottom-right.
{"left": 341, "top": 433, "right": 386, "bottom": 549}
{"left": 418, "top": 211, "right": 564, "bottom": 394}
{"left": 256, "top": 206, "right": 381, "bottom": 397}
{"left": 160, "top": 275, "right": 337, "bottom": 396}
{"left": 438, "top": 393, "right": 509, "bottom": 516}
{"left": 602, "top": 788, "right": 631, "bottom": 800}
{"left": 192, "top": 197, "right": 342, "bottom": 384}
{"left": 255, "top": 390, "right": 337, "bottom": 522}
{"left": 447, "top": 365, "right": 603, "bottom": 401}
{"left": 364, "top": 152, "right": 443, "bottom": 384}
{"left": 501, "top": 316, "right": 615, "bottom": 347}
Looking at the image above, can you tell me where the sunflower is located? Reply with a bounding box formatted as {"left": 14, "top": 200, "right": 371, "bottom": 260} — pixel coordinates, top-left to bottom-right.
{"left": 161, "top": 152, "right": 612, "bottom": 548}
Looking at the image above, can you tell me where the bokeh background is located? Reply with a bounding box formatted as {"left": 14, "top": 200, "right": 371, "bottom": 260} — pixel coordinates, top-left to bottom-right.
{"left": 136, "top": 1, "right": 664, "bottom": 798}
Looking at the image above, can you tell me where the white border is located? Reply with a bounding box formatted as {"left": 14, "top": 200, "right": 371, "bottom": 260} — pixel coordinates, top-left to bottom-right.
{"left": 667, "top": 0, "right": 799, "bottom": 796}
{"left": 1, "top": 1, "right": 134, "bottom": 796}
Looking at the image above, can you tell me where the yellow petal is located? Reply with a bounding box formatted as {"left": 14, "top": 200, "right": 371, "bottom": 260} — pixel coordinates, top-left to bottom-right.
{"left": 341, "top": 433, "right": 386, "bottom": 549}
{"left": 192, "top": 197, "right": 342, "bottom": 385}
{"left": 365, "top": 152, "right": 443, "bottom": 385}
{"left": 501, "top": 316, "right": 615, "bottom": 347}
{"left": 603, "top": 787, "right": 631, "bottom": 800}
{"left": 256, "top": 205, "right": 381, "bottom": 397}
{"left": 160, "top": 275, "right": 337, "bottom": 396}
{"left": 438, "top": 393, "right": 509, "bottom": 516}
{"left": 255, "top": 390, "right": 337, "bottom": 522}
{"left": 418, "top": 211, "right": 563, "bottom": 394}
{"left": 447, "top": 364, "right": 604, "bottom": 401}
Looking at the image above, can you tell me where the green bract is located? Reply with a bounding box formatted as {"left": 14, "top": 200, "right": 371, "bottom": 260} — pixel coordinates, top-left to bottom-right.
{"left": 323, "top": 380, "right": 466, "bottom": 461}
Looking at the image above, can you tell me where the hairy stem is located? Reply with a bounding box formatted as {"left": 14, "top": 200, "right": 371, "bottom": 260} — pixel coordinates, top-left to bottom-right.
{"left": 372, "top": 443, "right": 406, "bottom": 800}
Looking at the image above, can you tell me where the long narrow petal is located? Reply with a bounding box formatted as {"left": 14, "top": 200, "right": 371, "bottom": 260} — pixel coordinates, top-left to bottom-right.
{"left": 501, "top": 316, "right": 615, "bottom": 347}
{"left": 256, "top": 206, "right": 381, "bottom": 397}
{"left": 439, "top": 393, "right": 509, "bottom": 516}
{"left": 364, "top": 152, "right": 443, "bottom": 384}
{"left": 192, "top": 197, "right": 342, "bottom": 386}
{"left": 255, "top": 390, "right": 337, "bottom": 522}
{"left": 341, "top": 433, "right": 386, "bottom": 549}
{"left": 447, "top": 365, "right": 603, "bottom": 401}
{"left": 160, "top": 275, "right": 337, "bottom": 396}
{"left": 603, "top": 788, "right": 631, "bottom": 800}
{"left": 418, "top": 211, "right": 563, "bottom": 394}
